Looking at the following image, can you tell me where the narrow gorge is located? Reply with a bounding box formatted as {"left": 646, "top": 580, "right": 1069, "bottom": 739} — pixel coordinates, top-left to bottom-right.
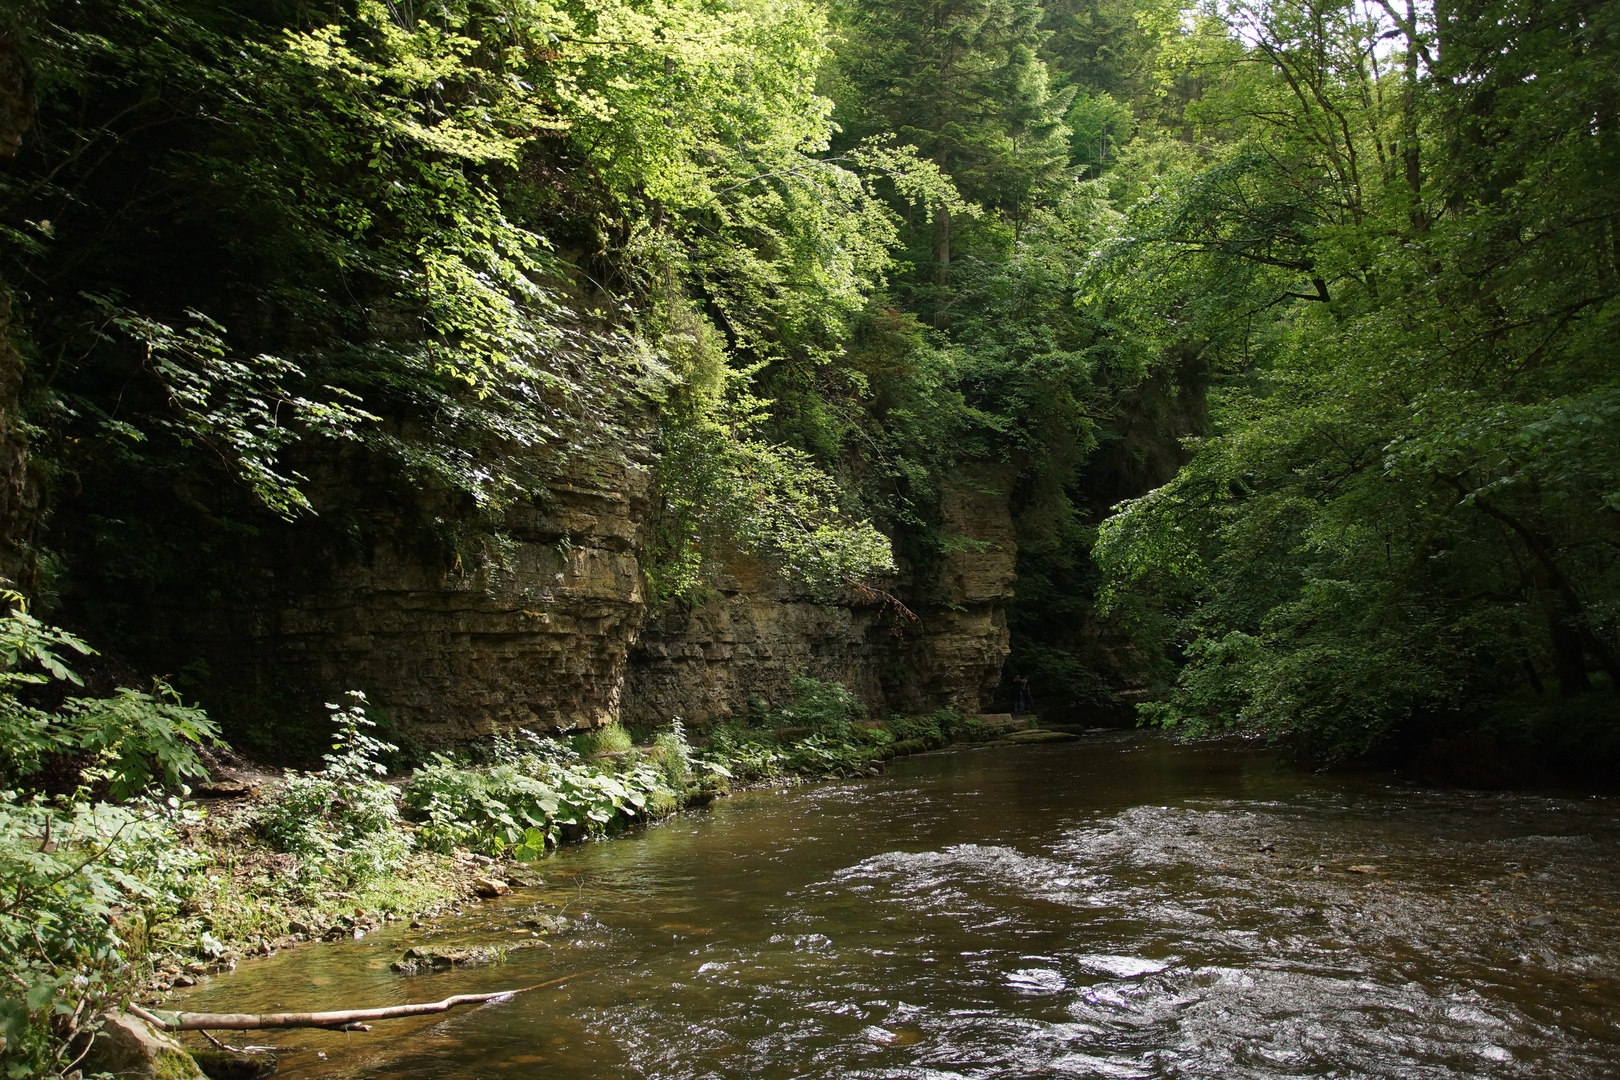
{"left": 2, "top": 0, "right": 1617, "bottom": 1073}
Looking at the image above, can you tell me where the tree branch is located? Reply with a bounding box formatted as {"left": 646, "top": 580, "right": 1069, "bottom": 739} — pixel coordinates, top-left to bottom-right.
{"left": 127, "top": 970, "right": 595, "bottom": 1032}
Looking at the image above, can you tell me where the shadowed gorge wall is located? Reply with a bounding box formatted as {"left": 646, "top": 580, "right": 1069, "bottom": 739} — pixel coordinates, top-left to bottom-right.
{"left": 131, "top": 457, "right": 651, "bottom": 751}
{"left": 624, "top": 467, "right": 1016, "bottom": 726}
{"left": 0, "top": 33, "right": 36, "bottom": 591}
{"left": 133, "top": 457, "right": 1016, "bottom": 751}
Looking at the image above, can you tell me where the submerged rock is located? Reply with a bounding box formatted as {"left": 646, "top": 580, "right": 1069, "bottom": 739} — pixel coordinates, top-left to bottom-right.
{"left": 1003, "top": 729, "right": 1078, "bottom": 744}
{"left": 393, "top": 945, "right": 500, "bottom": 973}
{"left": 85, "top": 1011, "right": 207, "bottom": 1079}
{"left": 192, "top": 1047, "right": 278, "bottom": 1080}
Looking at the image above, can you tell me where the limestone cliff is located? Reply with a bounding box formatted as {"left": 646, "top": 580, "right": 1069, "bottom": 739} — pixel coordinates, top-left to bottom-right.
{"left": 146, "top": 458, "right": 653, "bottom": 747}
{"left": 147, "top": 454, "right": 1015, "bottom": 749}
{"left": 624, "top": 467, "right": 1015, "bottom": 727}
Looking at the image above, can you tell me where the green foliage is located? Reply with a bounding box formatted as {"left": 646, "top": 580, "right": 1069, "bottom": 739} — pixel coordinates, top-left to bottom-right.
{"left": 889, "top": 707, "right": 970, "bottom": 752}
{"left": 6, "top": 0, "right": 1180, "bottom": 740}
{"left": 650, "top": 720, "right": 694, "bottom": 792}
{"left": 830, "top": 0, "right": 1074, "bottom": 225}
{"left": 1064, "top": 90, "right": 1135, "bottom": 172}
{"left": 756, "top": 673, "right": 868, "bottom": 738}
{"left": 5, "top": 0, "right": 928, "bottom": 662}
{"left": 698, "top": 726, "right": 788, "bottom": 782}
{"left": 0, "top": 593, "right": 223, "bottom": 1073}
{"left": 256, "top": 693, "right": 407, "bottom": 885}
{"left": 404, "top": 730, "right": 670, "bottom": 855}
{"left": 647, "top": 320, "right": 898, "bottom": 602}
{"left": 1039, "top": 0, "right": 1170, "bottom": 102}
{"left": 0, "top": 595, "right": 218, "bottom": 800}
{"left": 1091, "top": 0, "right": 1620, "bottom": 761}
{"left": 0, "top": 793, "right": 204, "bottom": 1077}
{"left": 780, "top": 734, "right": 874, "bottom": 775}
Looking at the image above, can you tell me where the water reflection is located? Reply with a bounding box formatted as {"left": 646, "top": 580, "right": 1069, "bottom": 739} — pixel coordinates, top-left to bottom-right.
{"left": 177, "top": 733, "right": 1620, "bottom": 1078}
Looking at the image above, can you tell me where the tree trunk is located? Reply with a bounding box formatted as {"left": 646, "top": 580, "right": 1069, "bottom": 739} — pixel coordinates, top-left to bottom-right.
{"left": 1543, "top": 593, "right": 1592, "bottom": 697}
{"left": 0, "top": 27, "right": 39, "bottom": 592}
{"left": 1453, "top": 482, "right": 1620, "bottom": 693}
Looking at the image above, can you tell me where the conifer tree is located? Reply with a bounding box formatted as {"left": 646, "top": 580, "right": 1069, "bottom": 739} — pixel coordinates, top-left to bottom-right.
{"left": 830, "top": 0, "right": 1072, "bottom": 298}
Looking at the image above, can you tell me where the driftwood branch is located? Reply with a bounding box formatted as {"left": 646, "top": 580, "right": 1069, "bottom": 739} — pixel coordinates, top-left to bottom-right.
{"left": 127, "top": 970, "right": 590, "bottom": 1032}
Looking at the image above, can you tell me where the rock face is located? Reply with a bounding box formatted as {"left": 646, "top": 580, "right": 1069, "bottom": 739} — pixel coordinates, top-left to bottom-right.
{"left": 623, "top": 466, "right": 1016, "bottom": 725}
{"left": 94, "top": 407, "right": 1015, "bottom": 748}
{"left": 161, "top": 454, "right": 1016, "bottom": 746}
{"left": 155, "top": 450, "right": 1017, "bottom": 745}
{"left": 622, "top": 554, "right": 900, "bottom": 727}
{"left": 902, "top": 467, "right": 1017, "bottom": 711}
{"left": 154, "top": 458, "right": 652, "bottom": 746}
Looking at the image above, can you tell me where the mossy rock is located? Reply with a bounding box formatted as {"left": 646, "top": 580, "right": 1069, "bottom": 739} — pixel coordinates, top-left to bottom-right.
{"left": 86, "top": 1012, "right": 207, "bottom": 1080}
{"left": 392, "top": 945, "right": 503, "bottom": 973}
{"left": 644, "top": 787, "right": 679, "bottom": 818}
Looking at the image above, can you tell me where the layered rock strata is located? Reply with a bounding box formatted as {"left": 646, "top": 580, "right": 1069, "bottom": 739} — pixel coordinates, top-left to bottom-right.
{"left": 622, "top": 467, "right": 1015, "bottom": 727}
{"left": 122, "top": 450, "right": 1014, "bottom": 747}
{"left": 157, "top": 460, "right": 653, "bottom": 747}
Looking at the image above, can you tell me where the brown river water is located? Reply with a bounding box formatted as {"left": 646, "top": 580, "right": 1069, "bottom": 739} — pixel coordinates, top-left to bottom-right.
{"left": 175, "top": 732, "right": 1620, "bottom": 1078}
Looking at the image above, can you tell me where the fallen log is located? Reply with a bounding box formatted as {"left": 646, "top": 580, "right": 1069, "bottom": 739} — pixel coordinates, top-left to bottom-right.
{"left": 127, "top": 970, "right": 590, "bottom": 1032}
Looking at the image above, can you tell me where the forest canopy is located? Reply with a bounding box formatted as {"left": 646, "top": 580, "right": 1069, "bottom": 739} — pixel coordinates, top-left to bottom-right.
{"left": 1090, "top": 0, "right": 1620, "bottom": 763}
{"left": 1, "top": 0, "right": 1616, "bottom": 1073}
{"left": 0, "top": 0, "right": 1615, "bottom": 766}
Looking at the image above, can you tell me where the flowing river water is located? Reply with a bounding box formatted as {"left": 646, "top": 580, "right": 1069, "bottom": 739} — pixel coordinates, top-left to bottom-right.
{"left": 177, "top": 732, "right": 1620, "bottom": 1078}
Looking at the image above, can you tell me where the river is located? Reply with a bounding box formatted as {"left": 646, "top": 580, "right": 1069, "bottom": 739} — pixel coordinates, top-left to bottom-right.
{"left": 177, "top": 732, "right": 1620, "bottom": 1078}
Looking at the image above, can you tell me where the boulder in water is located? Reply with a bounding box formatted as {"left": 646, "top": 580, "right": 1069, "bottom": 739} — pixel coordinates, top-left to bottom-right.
{"left": 393, "top": 945, "right": 501, "bottom": 973}
{"left": 84, "top": 1011, "right": 207, "bottom": 1079}
{"left": 473, "top": 877, "right": 510, "bottom": 898}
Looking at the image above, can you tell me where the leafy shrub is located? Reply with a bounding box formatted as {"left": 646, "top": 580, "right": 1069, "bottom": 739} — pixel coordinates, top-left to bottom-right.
{"left": 700, "top": 725, "right": 786, "bottom": 782}
{"left": 650, "top": 720, "right": 693, "bottom": 791}
{"left": 761, "top": 674, "right": 866, "bottom": 738}
{"left": 0, "top": 596, "right": 218, "bottom": 798}
{"left": 0, "top": 598, "right": 227, "bottom": 1074}
{"left": 404, "top": 731, "right": 673, "bottom": 856}
{"left": 256, "top": 693, "right": 407, "bottom": 886}
{"left": 853, "top": 725, "right": 895, "bottom": 754}
{"left": 889, "top": 708, "right": 962, "bottom": 752}
{"left": 782, "top": 734, "right": 877, "bottom": 776}
{"left": 404, "top": 760, "right": 561, "bottom": 856}
{"left": 0, "top": 791, "right": 205, "bottom": 1075}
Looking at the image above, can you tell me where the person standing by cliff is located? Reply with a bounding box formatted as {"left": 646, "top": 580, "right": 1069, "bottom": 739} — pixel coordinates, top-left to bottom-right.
{"left": 1012, "top": 674, "right": 1031, "bottom": 715}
